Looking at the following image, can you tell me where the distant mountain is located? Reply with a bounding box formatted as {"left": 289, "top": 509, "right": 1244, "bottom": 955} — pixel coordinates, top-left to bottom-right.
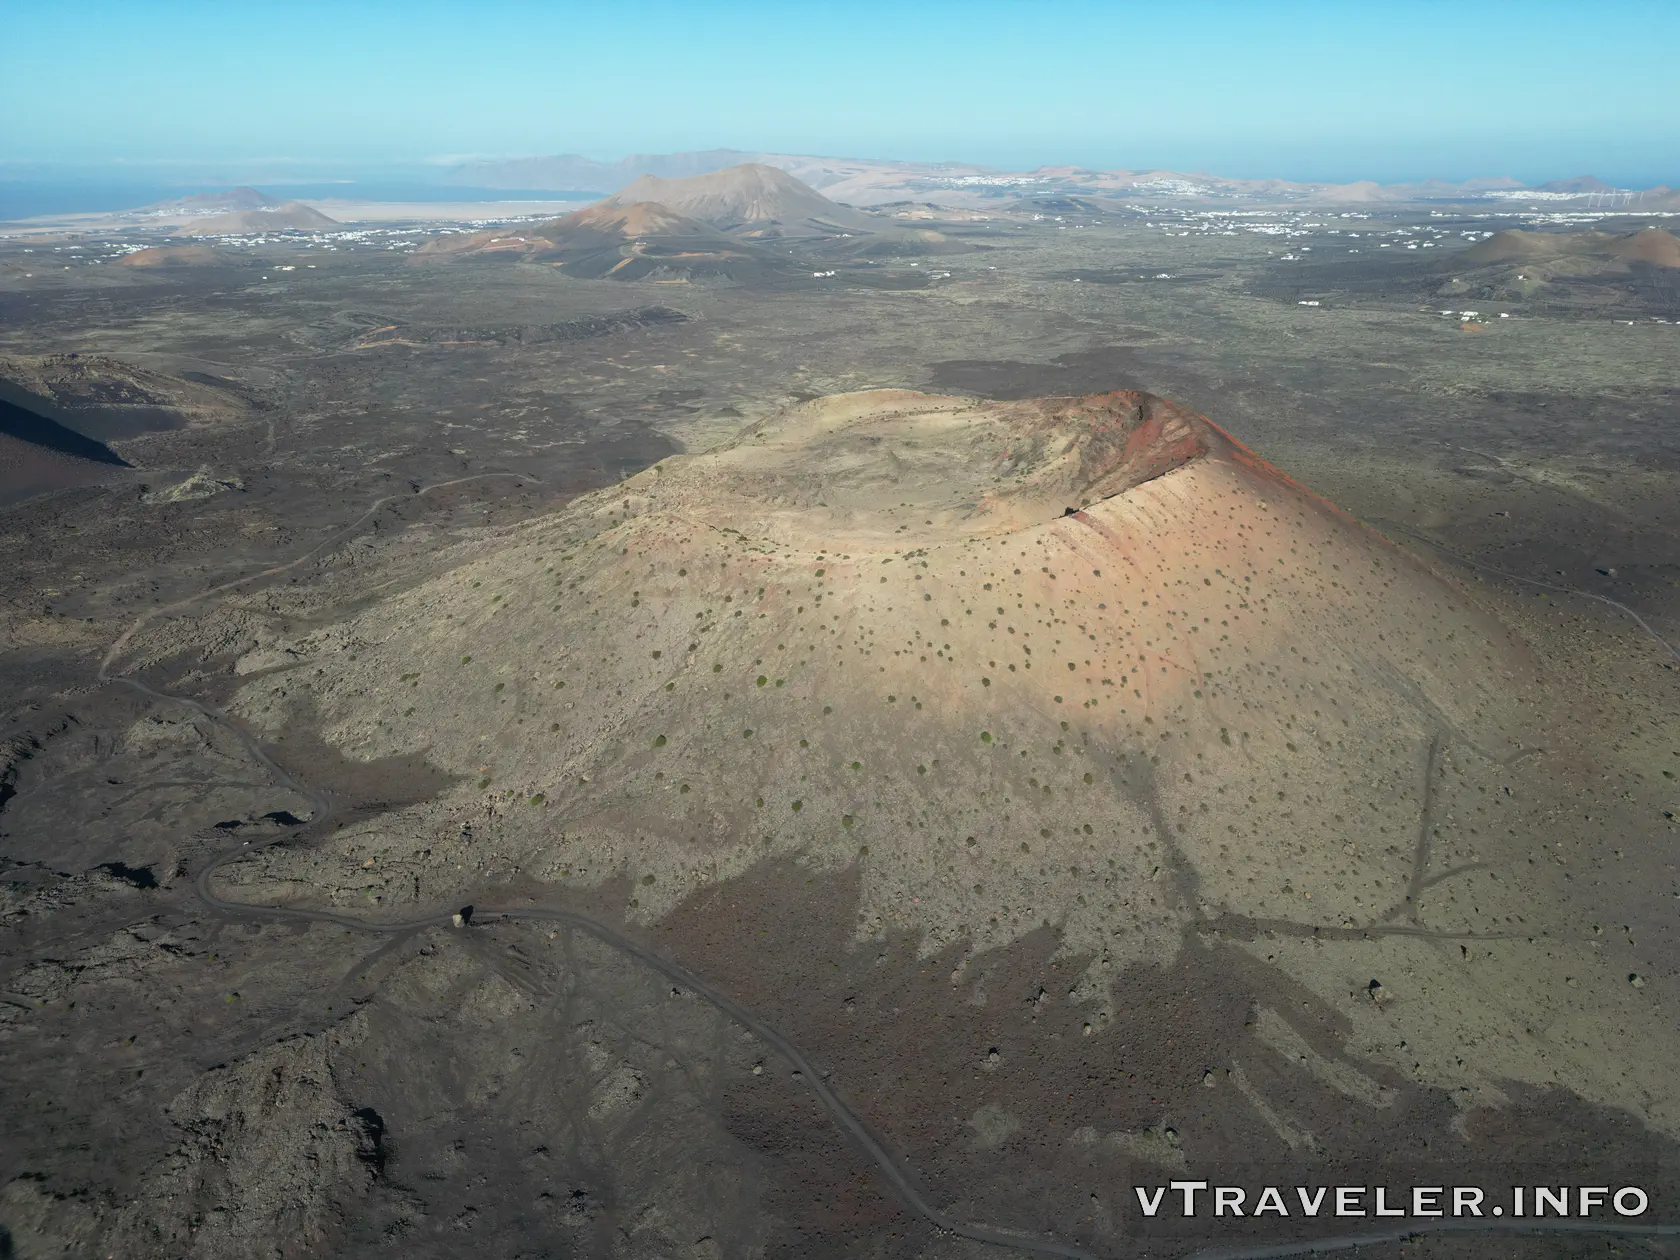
{"left": 449, "top": 149, "right": 1680, "bottom": 210}
{"left": 417, "top": 199, "right": 788, "bottom": 282}
{"left": 446, "top": 150, "right": 761, "bottom": 193}
{"left": 1534, "top": 175, "right": 1615, "bottom": 194}
{"left": 140, "top": 186, "right": 283, "bottom": 215}
{"left": 449, "top": 150, "right": 999, "bottom": 204}
{"left": 605, "top": 164, "right": 874, "bottom": 236}
{"left": 185, "top": 202, "right": 337, "bottom": 235}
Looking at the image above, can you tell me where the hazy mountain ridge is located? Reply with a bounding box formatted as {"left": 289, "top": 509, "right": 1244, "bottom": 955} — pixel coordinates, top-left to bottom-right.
{"left": 448, "top": 151, "right": 1680, "bottom": 207}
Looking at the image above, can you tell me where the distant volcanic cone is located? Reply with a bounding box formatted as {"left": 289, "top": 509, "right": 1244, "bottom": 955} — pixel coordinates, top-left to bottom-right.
{"left": 416, "top": 199, "right": 786, "bottom": 281}
{"left": 606, "top": 162, "right": 875, "bottom": 236}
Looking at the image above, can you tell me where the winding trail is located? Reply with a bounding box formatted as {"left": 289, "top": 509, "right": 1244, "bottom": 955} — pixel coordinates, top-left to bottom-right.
{"left": 164, "top": 686, "right": 1098, "bottom": 1258}
{"left": 99, "top": 472, "right": 536, "bottom": 681}
{"left": 98, "top": 471, "right": 1096, "bottom": 1258}
{"left": 92, "top": 475, "right": 1680, "bottom": 1260}
{"left": 1383, "top": 521, "right": 1680, "bottom": 666}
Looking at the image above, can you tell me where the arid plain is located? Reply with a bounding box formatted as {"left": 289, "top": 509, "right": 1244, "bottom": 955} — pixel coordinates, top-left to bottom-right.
{"left": 2, "top": 175, "right": 1679, "bottom": 1259}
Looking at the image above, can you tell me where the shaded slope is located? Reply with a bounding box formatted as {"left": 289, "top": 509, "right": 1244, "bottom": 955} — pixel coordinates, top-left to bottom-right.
{"left": 0, "top": 386, "right": 130, "bottom": 506}
{"left": 0, "top": 432, "right": 126, "bottom": 506}
{"left": 0, "top": 354, "right": 252, "bottom": 439}
{"left": 0, "top": 385, "right": 132, "bottom": 467}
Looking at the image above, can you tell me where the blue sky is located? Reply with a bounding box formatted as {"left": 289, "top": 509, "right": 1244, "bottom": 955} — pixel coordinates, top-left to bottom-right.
{"left": 3, "top": 0, "right": 1677, "bottom": 185}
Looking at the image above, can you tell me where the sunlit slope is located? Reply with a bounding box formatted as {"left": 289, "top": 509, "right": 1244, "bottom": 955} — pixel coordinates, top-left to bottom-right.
{"left": 237, "top": 390, "right": 1540, "bottom": 962}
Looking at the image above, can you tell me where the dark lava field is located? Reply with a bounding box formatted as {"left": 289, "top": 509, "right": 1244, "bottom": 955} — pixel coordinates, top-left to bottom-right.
{"left": 2, "top": 200, "right": 1678, "bottom": 1259}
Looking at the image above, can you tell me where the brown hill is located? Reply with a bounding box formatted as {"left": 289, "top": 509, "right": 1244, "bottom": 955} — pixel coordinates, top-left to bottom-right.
{"left": 1610, "top": 225, "right": 1680, "bottom": 266}
{"left": 606, "top": 163, "right": 875, "bottom": 236}
{"left": 417, "top": 200, "right": 788, "bottom": 282}
{"left": 188, "top": 202, "right": 337, "bottom": 235}
{"left": 530, "top": 200, "right": 735, "bottom": 249}
{"left": 1465, "top": 225, "right": 1680, "bottom": 268}
{"left": 1462, "top": 228, "right": 1566, "bottom": 263}
{"left": 118, "top": 245, "right": 240, "bottom": 268}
